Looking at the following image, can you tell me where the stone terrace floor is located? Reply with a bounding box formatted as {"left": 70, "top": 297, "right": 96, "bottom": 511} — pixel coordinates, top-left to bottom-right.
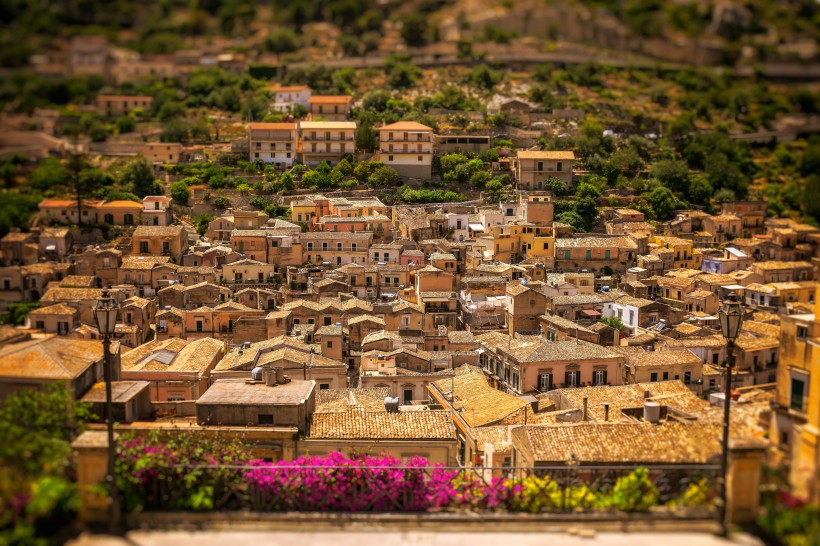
{"left": 69, "top": 530, "right": 764, "bottom": 546}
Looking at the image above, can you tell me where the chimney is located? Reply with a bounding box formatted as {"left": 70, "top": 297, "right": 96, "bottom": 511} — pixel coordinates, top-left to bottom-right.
{"left": 274, "top": 366, "right": 285, "bottom": 384}
{"left": 264, "top": 366, "right": 276, "bottom": 387}
{"left": 582, "top": 397, "right": 588, "bottom": 421}
{"left": 603, "top": 402, "right": 610, "bottom": 422}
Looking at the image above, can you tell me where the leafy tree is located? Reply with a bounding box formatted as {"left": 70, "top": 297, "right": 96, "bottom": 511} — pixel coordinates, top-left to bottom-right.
{"left": 651, "top": 159, "right": 690, "bottom": 194}
{"left": 467, "top": 64, "right": 502, "bottom": 90}
{"left": 157, "top": 100, "right": 186, "bottom": 122}
{"left": 713, "top": 188, "right": 736, "bottom": 204}
{"left": 544, "top": 176, "right": 570, "bottom": 196}
{"left": 368, "top": 165, "right": 398, "bottom": 188}
{"left": 805, "top": 174, "right": 820, "bottom": 223}
{"left": 355, "top": 123, "right": 378, "bottom": 152}
{"left": 169, "top": 180, "right": 190, "bottom": 205}
{"left": 30, "top": 158, "right": 68, "bottom": 192}
{"left": 265, "top": 27, "right": 301, "bottom": 53}
{"left": 213, "top": 196, "right": 231, "bottom": 209}
{"left": 705, "top": 152, "right": 747, "bottom": 197}
{"left": 688, "top": 176, "right": 713, "bottom": 205}
{"left": 555, "top": 210, "right": 586, "bottom": 232}
{"left": 279, "top": 172, "right": 295, "bottom": 191}
{"left": 193, "top": 214, "right": 213, "bottom": 236}
{"left": 401, "top": 13, "right": 430, "bottom": 47}
{"left": 385, "top": 61, "right": 421, "bottom": 90}
{"left": 0, "top": 190, "right": 40, "bottom": 237}
{"left": 646, "top": 185, "right": 686, "bottom": 220}
{"left": 116, "top": 116, "right": 135, "bottom": 133}
{"left": 0, "top": 302, "right": 39, "bottom": 325}
{"left": 486, "top": 179, "right": 506, "bottom": 203}
{"left": 335, "top": 158, "right": 353, "bottom": 177}
{"left": 160, "top": 119, "right": 190, "bottom": 143}
{"left": 576, "top": 182, "right": 602, "bottom": 200}
{"left": 120, "top": 158, "right": 159, "bottom": 197}
{"left": 599, "top": 316, "right": 625, "bottom": 330}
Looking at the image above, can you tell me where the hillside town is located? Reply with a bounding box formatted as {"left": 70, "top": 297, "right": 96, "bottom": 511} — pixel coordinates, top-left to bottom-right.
{"left": 1, "top": 1, "right": 820, "bottom": 544}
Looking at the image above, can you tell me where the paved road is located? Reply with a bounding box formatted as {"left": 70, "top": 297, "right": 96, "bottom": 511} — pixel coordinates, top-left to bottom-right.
{"left": 69, "top": 530, "right": 764, "bottom": 546}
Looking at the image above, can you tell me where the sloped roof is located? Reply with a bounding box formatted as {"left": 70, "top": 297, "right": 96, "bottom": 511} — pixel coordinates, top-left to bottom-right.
{"left": 309, "top": 410, "right": 455, "bottom": 440}
{"left": 0, "top": 337, "right": 103, "bottom": 380}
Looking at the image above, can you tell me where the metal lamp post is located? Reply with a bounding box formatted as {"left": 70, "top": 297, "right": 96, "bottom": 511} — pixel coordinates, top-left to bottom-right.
{"left": 717, "top": 293, "right": 744, "bottom": 537}
{"left": 94, "top": 288, "right": 121, "bottom": 533}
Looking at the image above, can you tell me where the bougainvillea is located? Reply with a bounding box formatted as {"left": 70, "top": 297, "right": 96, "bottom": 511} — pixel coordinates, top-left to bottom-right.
{"left": 115, "top": 433, "right": 715, "bottom": 514}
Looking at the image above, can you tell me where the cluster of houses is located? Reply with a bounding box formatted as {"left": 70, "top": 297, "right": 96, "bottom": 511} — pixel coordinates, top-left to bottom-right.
{"left": 2, "top": 178, "right": 819, "bottom": 501}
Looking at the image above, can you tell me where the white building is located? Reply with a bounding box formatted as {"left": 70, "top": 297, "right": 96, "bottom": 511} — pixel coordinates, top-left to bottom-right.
{"left": 272, "top": 85, "right": 311, "bottom": 112}
{"left": 378, "top": 121, "right": 434, "bottom": 179}
{"left": 248, "top": 122, "right": 297, "bottom": 167}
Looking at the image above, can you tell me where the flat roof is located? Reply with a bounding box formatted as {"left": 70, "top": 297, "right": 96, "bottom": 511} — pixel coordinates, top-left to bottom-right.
{"left": 197, "top": 378, "right": 314, "bottom": 406}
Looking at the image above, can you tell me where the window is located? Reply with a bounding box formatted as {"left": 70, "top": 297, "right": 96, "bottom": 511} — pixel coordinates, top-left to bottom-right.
{"left": 35, "top": 320, "right": 45, "bottom": 329}
{"left": 565, "top": 370, "right": 579, "bottom": 387}
{"left": 662, "top": 371, "right": 669, "bottom": 380}
{"left": 683, "top": 371, "right": 692, "bottom": 385}
{"left": 537, "top": 161, "right": 543, "bottom": 172}
{"left": 139, "top": 241, "right": 149, "bottom": 253}
{"left": 538, "top": 373, "right": 552, "bottom": 391}
{"left": 605, "top": 250, "right": 610, "bottom": 260}
{"left": 557, "top": 161, "right": 563, "bottom": 171}
{"left": 258, "top": 414, "right": 274, "bottom": 425}
{"left": 797, "top": 325, "right": 808, "bottom": 340}
{"left": 403, "top": 388, "right": 413, "bottom": 404}
{"left": 585, "top": 250, "right": 591, "bottom": 260}
{"left": 564, "top": 250, "right": 571, "bottom": 260}
{"left": 512, "top": 371, "right": 519, "bottom": 391}
{"left": 543, "top": 242, "right": 549, "bottom": 250}
{"left": 650, "top": 372, "right": 658, "bottom": 382}
{"left": 790, "top": 373, "right": 807, "bottom": 411}
{"left": 389, "top": 155, "right": 394, "bottom": 161}
{"left": 593, "top": 369, "right": 608, "bottom": 386}
{"left": 320, "top": 384, "right": 330, "bottom": 390}
{"left": 324, "top": 317, "right": 331, "bottom": 326}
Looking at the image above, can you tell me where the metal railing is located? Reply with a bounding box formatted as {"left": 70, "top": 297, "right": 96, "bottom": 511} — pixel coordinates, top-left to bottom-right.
{"left": 123, "top": 463, "right": 720, "bottom": 516}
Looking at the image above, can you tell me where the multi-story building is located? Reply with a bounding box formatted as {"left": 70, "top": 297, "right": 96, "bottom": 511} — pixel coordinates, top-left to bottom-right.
{"left": 301, "top": 232, "right": 372, "bottom": 266}
{"left": 96, "top": 95, "right": 153, "bottom": 117}
{"left": 721, "top": 201, "right": 767, "bottom": 237}
{"left": 378, "top": 121, "right": 434, "bottom": 178}
{"left": 771, "top": 292, "right": 820, "bottom": 502}
{"left": 308, "top": 95, "right": 352, "bottom": 121}
{"left": 476, "top": 331, "right": 624, "bottom": 394}
{"left": 143, "top": 142, "right": 184, "bottom": 164}
{"left": 554, "top": 236, "right": 638, "bottom": 273}
{"left": 272, "top": 85, "right": 311, "bottom": 112}
{"left": 247, "top": 122, "right": 297, "bottom": 167}
{"left": 132, "top": 225, "right": 188, "bottom": 263}
{"left": 142, "top": 196, "right": 173, "bottom": 226}
{"left": 513, "top": 150, "right": 575, "bottom": 190}
{"left": 299, "top": 121, "right": 356, "bottom": 166}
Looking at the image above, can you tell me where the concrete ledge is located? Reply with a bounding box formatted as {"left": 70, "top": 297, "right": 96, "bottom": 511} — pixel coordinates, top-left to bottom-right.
{"left": 130, "top": 511, "right": 722, "bottom": 534}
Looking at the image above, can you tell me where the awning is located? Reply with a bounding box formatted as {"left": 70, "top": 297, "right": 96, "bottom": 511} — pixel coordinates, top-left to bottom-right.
{"left": 468, "top": 223, "right": 485, "bottom": 231}
{"left": 581, "top": 309, "right": 602, "bottom": 317}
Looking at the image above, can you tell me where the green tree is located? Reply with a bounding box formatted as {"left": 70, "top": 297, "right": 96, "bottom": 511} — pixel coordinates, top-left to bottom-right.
{"left": 401, "top": 13, "right": 429, "bottom": 47}
{"left": 355, "top": 123, "right": 378, "bottom": 152}
{"left": 486, "top": 179, "right": 506, "bottom": 203}
{"left": 576, "top": 182, "right": 602, "bottom": 200}
{"left": 687, "top": 175, "right": 713, "bottom": 205}
{"left": 116, "top": 116, "right": 135, "bottom": 133}
{"left": 704, "top": 152, "right": 748, "bottom": 196}
{"left": 555, "top": 210, "right": 586, "bottom": 232}
{"left": 651, "top": 159, "right": 690, "bottom": 194}
{"left": 368, "top": 165, "right": 398, "bottom": 188}
{"left": 279, "top": 172, "right": 295, "bottom": 191}
{"left": 213, "top": 196, "right": 231, "bottom": 209}
{"left": 385, "top": 60, "right": 421, "bottom": 90}
{"left": 120, "top": 158, "right": 159, "bottom": 197}
{"left": 467, "top": 64, "right": 502, "bottom": 90}
{"left": 30, "top": 158, "right": 68, "bottom": 192}
{"left": 193, "top": 214, "right": 213, "bottom": 236}
{"left": 169, "top": 180, "right": 190, "bottom": 205}
{"left": 265, "top": 27, "right": 301, "bottom": 53}
{"left": 646, "top": 185, "right": 686, "bottom": 220}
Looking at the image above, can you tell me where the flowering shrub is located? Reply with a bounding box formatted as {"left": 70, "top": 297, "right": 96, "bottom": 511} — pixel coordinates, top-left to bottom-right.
{"left": 115, "top": 433, "right": 713, "bottom": 515}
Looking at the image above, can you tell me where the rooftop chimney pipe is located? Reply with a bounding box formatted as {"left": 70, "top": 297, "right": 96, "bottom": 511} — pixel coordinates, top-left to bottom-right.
{"left": 603, "top": 402, "right": 610, "bottom": 422}
{"left": 274, "top": 366, "right": 285, "bottom": 384}
{"left": 583, "top": 397, "right": 588, "bottom": 422}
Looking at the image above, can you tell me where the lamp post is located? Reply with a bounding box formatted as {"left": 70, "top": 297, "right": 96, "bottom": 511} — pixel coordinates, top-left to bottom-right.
{"left": 717, "top": 293, "right": 744, "bottom": 537}
{"left": 94, "top": 288, "right": 121, "bottom": 533}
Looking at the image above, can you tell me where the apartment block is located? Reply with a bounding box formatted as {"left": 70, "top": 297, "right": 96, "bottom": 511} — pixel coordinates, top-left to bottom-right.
{"left": 248, "top": 122, "right": 297, "bottom": 167}
{"left": 378, "top": 121, "right": 434, "bottom": 179}
{"left": 299, "top": 121, "right": 356, "bottom": 167}
{"left": 513, "top": 150, "right": 575, "bottom": 190}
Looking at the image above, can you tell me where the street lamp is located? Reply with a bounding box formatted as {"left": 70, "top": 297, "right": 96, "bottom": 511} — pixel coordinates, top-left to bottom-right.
{"left": 717, "top": 292, "right": 744, "bottom": 536}
{"left": 94, "top": 287, "right": 121, "bottom": 532}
